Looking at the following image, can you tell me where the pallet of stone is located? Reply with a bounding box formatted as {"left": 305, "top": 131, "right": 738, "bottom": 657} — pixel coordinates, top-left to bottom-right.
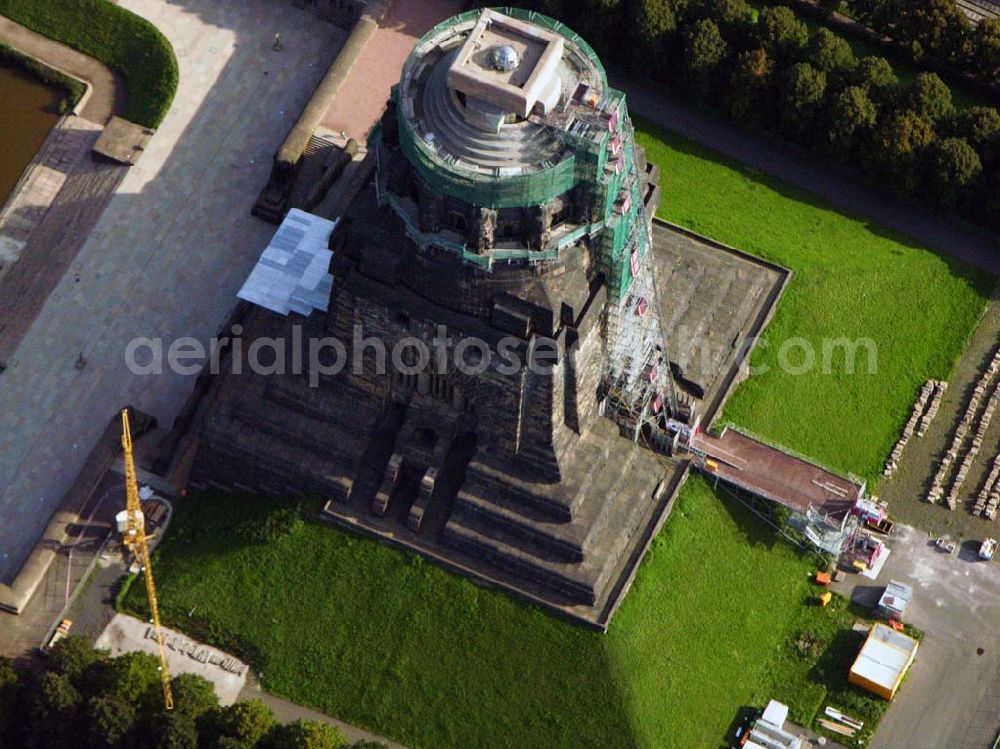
{"left": 886, "top": 382, "right": 939, "bottom": 475}
{"left": 918, "top": 380, "right": 947, "bottom": 435}
{"left": 944, "top": 385, "right": 1000, "bottom": 507}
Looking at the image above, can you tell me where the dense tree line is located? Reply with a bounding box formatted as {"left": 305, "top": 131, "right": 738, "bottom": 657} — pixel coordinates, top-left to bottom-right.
{"left": 521, "top": 0, "right": 1000, "bottom": 230}
{"left": 848, "top": 0, "right": 1000, "bottom": 87}
{"left": 0, "top": 638, "right": 386, "bottom": 749}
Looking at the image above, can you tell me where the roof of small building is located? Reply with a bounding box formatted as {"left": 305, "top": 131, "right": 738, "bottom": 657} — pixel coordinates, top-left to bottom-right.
{"left": 878, "top": 579, "right": 913, "bottom": 613}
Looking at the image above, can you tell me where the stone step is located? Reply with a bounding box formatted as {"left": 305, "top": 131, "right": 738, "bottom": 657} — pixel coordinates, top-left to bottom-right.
{"left": 442, "top": 511, "right": 597, "bottom": 604}
{"left": 451, "top": 490, "right": 583, "bottom": 563}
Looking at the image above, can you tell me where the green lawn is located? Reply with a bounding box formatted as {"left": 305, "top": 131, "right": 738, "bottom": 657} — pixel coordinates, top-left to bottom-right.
{"left": 132, "top": 478, "right": 886, "bottom": 749}
{"left": 635, "top": 119, "right": 991, "bottom": 480}
{"left": 0, "top": 0, "right": 178, "bottom": 127}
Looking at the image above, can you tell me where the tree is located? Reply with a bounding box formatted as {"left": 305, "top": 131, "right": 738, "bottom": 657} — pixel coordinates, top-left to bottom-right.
{"left": 852, "top": 55, "right": 897, "bottom": 99}
{"left": 573, "top": 0, "right": 625, "bottom": 55}
{"left": 0, "top": 657, "right": 23, "bottom": 748}
{"left": 756, "top": 6, "right": 809, "bottom": 62}
{"left": 807, "top": 27, "right": 856, "bottom": 76}
{"left": 91, "top": 651, "right": 161, "bottom": 708}
{"left": 630, "top": 0, "right": 676, "bottom": 75}
{"left": 693, "top": 0, "right": 755, "bottom": 43}
{"left": 679, "top": 19, "right": 729, "bottom": 100}
{"left": 925, "top": 136, "right": 982, "bottom": 205}
{"left": 908, "top": 72, "right": 953, "bottom": 121}
{"left": 83, "top": 695, "right": 137, "bottom": 749}
{"left": 895, "top": 0, "right": 968, "bottom": 63}
{"left": 818, "top": 0, "right": 842, "bottom": 16}
{"left": 262, "top": 720, "right": 349, "bottom": 749}
{"left": 973, "top": 18, "right": 1000, "bottom": 85}
{"left": 199, "top": 699, "right": 277, "bottom": 749}
{"left": 170, "top": 673, "right": 218, "bottom": 720}
{"left": 154, "top": 712, "right": 198, "bottom": 749}
{"left": 824, "top": 85, "right": 878, "bottom": 156}
{"left": 944, "top": 106, "right": 1000, "bottom": 156}
{"left": 850, "top": 0, "right": 895, "bottom": 31}
{"left": 25, "top": 672, "right": 80, "bottom": 749}
{"left": 870, "top": 109, "right": 937, "bottom": 191}
{"left": 48, "top": 635, "right": 105, "bottom": 684}
{"left": 723, "top": 47, "right": 776, "bottom": 123}
{"left": 779, "top": 62, "right": 828, "bottom": 140}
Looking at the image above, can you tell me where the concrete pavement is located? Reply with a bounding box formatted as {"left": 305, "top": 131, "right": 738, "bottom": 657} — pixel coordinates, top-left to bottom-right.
{"left": 0, "top": 0, "right": 345, "bottom": 583}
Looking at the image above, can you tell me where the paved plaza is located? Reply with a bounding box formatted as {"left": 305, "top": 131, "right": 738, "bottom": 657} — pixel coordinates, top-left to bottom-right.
{"left": 0, "top": 0, "right": 345, "bottom": 582}
{"left": 320, "top": 0, "right": 462, "bottom": 140}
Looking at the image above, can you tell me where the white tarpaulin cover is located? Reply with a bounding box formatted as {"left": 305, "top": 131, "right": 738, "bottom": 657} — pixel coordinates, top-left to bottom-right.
{"left": 238, "top": 208, "right": 338, "bottom": 316}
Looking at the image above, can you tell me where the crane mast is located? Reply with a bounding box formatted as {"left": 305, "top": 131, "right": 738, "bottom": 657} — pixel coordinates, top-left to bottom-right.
{"left": 120, "top": 409, "right": 174, "bottom": 711}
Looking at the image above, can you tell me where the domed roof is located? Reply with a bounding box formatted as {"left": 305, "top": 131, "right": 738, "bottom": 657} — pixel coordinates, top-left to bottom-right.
{"left": 489, "top": 44, "right": 520, "bottom": 72}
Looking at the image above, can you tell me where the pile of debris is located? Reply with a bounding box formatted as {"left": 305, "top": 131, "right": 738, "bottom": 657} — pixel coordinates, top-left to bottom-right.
{"left": 885, "top": 380, "right": 944, "bottom": 476}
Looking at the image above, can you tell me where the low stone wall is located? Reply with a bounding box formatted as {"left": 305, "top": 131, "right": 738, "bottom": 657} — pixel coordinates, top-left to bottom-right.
{"left": 253, "top": 0, "right": 391, "bottom": 222}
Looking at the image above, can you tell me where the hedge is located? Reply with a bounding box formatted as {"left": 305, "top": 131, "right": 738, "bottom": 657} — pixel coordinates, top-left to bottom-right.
{"left": 0, "top": 0, "right": 178, "bottom": 128}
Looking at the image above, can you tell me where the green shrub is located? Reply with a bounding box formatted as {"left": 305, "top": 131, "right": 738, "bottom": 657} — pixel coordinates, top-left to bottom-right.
{"left": 114, "top": 573, "right": 137, "bottom": 612}
{"left": 0, "top": 0, "right": 178, "bottom": 127}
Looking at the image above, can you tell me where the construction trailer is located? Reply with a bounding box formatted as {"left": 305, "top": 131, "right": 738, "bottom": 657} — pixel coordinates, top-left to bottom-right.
{"left": 744, "top": 700, "right": 803, "bottom": 749}
{"left": 876, "top": 579, "right": 913, "bottom": 621}
{"left": 849, "top": 623, "right": 919, "bottom": 701}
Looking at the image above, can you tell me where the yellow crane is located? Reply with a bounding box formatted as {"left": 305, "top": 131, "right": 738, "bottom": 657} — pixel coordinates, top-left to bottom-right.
{"left": 119, "top": 408, "right": 174, "bottom": 711}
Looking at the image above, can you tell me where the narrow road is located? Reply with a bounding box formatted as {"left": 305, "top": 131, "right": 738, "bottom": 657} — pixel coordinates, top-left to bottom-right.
{"left": 0, "top": 15, "right": 122, "bottom": 123}
{"left": 614, "top": 72, "right": 1000, "bottom": 277}
{"left": 240, "top": 685, "right": 409, "bottom": 748}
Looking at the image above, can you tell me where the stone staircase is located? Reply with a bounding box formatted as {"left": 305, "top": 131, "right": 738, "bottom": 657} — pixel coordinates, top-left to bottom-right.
{"left": 442, "top": 419, "right": 664, "bottom": 605}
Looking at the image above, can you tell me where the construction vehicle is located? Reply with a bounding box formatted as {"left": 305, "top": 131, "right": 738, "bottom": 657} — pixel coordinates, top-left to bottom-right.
{"left": 979, "top": 538, "right": 997, "bottom": 561}
{"left": 117, "top": 409, "right": 174, "bottom": 711}
{"left": 41, "top": 618, "right": 73, "bottom": 655}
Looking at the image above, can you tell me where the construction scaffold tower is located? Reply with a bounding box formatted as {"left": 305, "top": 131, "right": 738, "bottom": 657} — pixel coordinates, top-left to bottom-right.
{"left": 597, "top": 118, "right": 684, "bottom": 448}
